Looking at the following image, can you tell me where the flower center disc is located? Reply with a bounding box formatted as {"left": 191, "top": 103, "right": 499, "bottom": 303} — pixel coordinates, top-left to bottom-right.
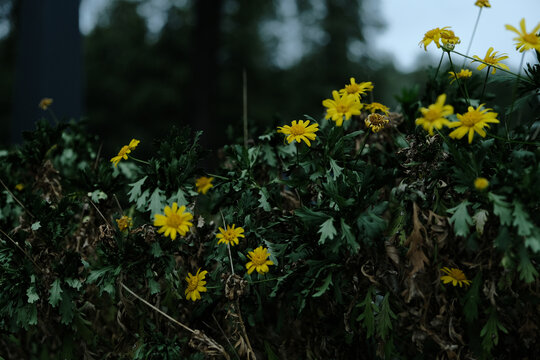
{"left": 289, "top": 124, "right": 306, "bottom": 136}
{"left": 345, "top": 84, "right": 359, "bottom": 94}
{"left": 187, "top": 278, "right": 198, "bottom": 291}
{"left": 336, "top": 104, "right": 348, "bottom": 113}
{"left": 461, "top": 111, "right": 483, "bottom": 126}
{"left": 166, "top": 213, "right": 184, "bottom": 228}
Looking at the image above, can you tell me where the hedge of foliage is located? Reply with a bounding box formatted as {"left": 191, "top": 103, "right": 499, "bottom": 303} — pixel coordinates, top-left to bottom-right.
{"left": 2, "top": 7, "right": 540, "bottom": 360}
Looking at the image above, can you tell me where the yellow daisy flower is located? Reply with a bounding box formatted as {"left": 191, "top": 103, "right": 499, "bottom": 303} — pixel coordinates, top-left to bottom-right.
{"left": 365, "top": 113, "right": 390, "bottom": 133}
{"left": 277, "top": 120, "right": 319, "bottom": 147}
{"left": 110, "top": 139, "right": 140, "bottom": 167}
{"left": 185, "top": 268, "right": 208, "bottom": 301}
{"left": 116, "top": 215, "right": 133, "bottom": 231}
{"left": 39, "top": 98, "right": 53, "bottom": 110}
{"left": 338, "top": 78, "right": 373, "bottom": 100}
{"left": 195, "top": 176, "right": 214, "bottom": 194}
{"left": 475, "top": 0, "right": 491, "bottom": 8}
{"left": 415, "top": 94, "right": 454, "bottom": 136}
{"left": 474, "top": 177, "right": 489, "bottom": 191}
{"left": 364, "top": 102, "right": 390, "bottom": 115}
{"left": 246, "top": 246, "right": 274, "bottom": 275}
{"left": 15, "top": 183, "right": 25, "bottom": 191}
{"left": 216, "top": 224, "right": 245, "bottom": 246}
{"left": 472, "top": 47, "right": 509, "bottom": 74}
{"left": 448, "top": 69, "right": 472, "bottom": 84}
{"left": 153, "top": 202, "right": 193, "bottom": 240}
{"left": 322, "top": 91, "right": 362, "bottom": 127}
{"left": 419, "top": 26, "right": 452, "bottom": 51}
{"left": 440, "top": 267, "right": 471, "bottom": 287}
{"left": 505, "top": 18, "right": 540, "bottom": 53}
{"left": 440, "top": 29, "right": 461, "bottom": 50}
{"left": 448, "top": 104, "right": 499, "bottom": 144}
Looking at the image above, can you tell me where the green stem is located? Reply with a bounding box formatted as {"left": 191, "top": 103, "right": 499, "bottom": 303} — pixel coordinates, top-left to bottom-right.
{"left": 248, "top": 276, "right": 284, "bottom": 284}
{"left": 353, "top": 131, "right": 370, "bottom": 167}
{"left": 508, "top": 52, "right": 526, "bottom": 119}
{"left": 452, "top": 50, "right": 533, "bottom": 83}
{"left": 488, "top": 133, "right": 540, "bottom": 146}
{"left": 463, "top": 7, "right": 483, "bottom": 67}
{"left": 128, "top": 155, "right": 150, "bottom": 165}
{"left": 447, "top": 51, "right": 470, "bottom": 106}
{"left": 434, "top": 52, "right": 445, "bottom": 79}
{"left": 207, "top": 173, "right": 230, "bottom": 181}
{"left": 480, "top": 67, "right": 490, "bottom": 103}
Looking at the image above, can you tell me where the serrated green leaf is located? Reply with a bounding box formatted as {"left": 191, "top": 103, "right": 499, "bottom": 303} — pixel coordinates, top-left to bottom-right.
{"left": 447, "top": 201, "right": 473, "bottom": 237}
{"left": 341, "top": 218, "right": 359, "bottom": 253}
{"left": 59, "top": 291, "right": 74, "bottom": 325}
{"left": 148, "top": 278, "right": 161, "bottom": 295}
{"left": 512, "top": 201, "right": 533, "bottom": 237}
{"left": 525, "top": 228, "right": 540, "bottom": 253}
{"left": 136, "top": 189, "right": 150, "bottom": 210}
{"left": 89, "top": 189, "right": 108, "bottom": 203}
{"left": 318, "top": 217, "right": 336, "bottom": 245}
{"left": 168, "top": 188, "right": 188, "bottom": 207}
{"left": 462, "top": 272, "right": 482, "bottom": 323}
{"left": 480, "top": 307, "right": 508, "bottom": 353}
{"left": 31, "top": 221, "right": 41, "bottom": 231}
{"left": 472, "top": 209, "right": 489, "bottom": 236}
{"left": 148, "top": 188, "right": 166, "bottom": 219}
{"left": 356, "top": 287, "right": 376, "bottom": 338}
{"left": 376, "top": 293, "right": 397, "bottom": 340}
{"left": 295, "top": 207, "right": 328, "bottom": 225}
{"left": 328, "top": 158, "right": 343, "bottom": 180}
{"left": 518, "top": 246, "right": 539, "bottom": 283}
{"left": 488, "top": 193, "right": 512, "bottom": 226}
{"left": 49, "top": 279, "right": 63, "bottom": 307}
{"left": 128, "top": 176, "right": 148, "bottom": 203}
{"left": 65, "top": 278, "right": 82, "bottom": 290}
{"left": 312, "top": 273, "right": 333, "bottom": 297}
{"left": 150, "top": 242, "right": 163, "bottom": 258}
{"left": 27, "top": 285, "right": 39, "bottom": 304}
{"left": 258, "top": 187, "right": 271, "bottom": 212}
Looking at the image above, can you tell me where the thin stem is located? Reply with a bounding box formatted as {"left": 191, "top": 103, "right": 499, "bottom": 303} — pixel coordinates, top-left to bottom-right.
{"left": 353, "top": 132, "right": 370, "bottom": 167}
{"left": 207, "top": 173, "right": 229, "bottom": 181}
{"left": 447, "top": 51, "right": 470, "bottom": 106}
{"left": 0, "top": 177, "right": 35, "bottom": 219}
{"left": 463, "top": 7, "right": 483, "bottom": 67}
{"left": 120, "top": 282, "right": 195, "bottom": 334}
{"left": 434, "top": 52, "right": 445, "bottom": 79}
{"left": 248, "top": 276, "right": 284, "bottom": 284}
{"left": 227, "top": 243, "right": 235, "bottom": 275}
{"left": 89, "top": 199, "right": 114, "bottom": 230}
{"left": 0, "top": 228, "right": 44, "bottom": 273}
{"left": 452, "top": 50, "right": 533, "bottom": 83}
{"left": 508, "top": 52, "right": 526, "bottom": 119}
{"left": 128, "top": 155, "right": 150, "bottom": 165}
{"left": 480, "top": 67, "right": 490, "bottom": 103}
{"left": 488, "top": 133, "right": 540, "bottom": 146}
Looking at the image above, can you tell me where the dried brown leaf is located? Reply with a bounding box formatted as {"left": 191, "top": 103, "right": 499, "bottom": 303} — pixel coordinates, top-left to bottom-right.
{"left": 404, "top": 203, "right": 429, "bottom": 276}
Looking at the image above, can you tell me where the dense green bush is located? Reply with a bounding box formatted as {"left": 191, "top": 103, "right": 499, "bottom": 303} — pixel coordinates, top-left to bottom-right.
{"left": 1, "top": 14, "right": 540, "bottom": 360}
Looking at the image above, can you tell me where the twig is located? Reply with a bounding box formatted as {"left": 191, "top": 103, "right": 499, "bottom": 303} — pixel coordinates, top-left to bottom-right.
{"left": 89, "top": 199, "right": 113, "bottom": 229}
{"left": 234, "top": 298, "right": 256, "bottom": 359}
{"left": 0, "top": 177, "right": 35, "bottom": 219}
{"left": 120, "top": 282, "right": 194, "bottom": 334}
{"left": 93, "top": 142, "right": 103, "bottom": 171}
{"left": 0, "top": 228, "right": 44, "bottom": 273}
{"left": 212, "top": 314, "right": 241, "bottom": 360}
{"left": 113, "top": 194, "right": 124, "bottom": 214}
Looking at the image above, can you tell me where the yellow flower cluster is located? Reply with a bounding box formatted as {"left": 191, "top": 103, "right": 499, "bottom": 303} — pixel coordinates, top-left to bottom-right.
{"left": 419, "top": 27, "right": 460, "bottom": 51}
{"left": 110, "top": 139, "right": 140, "bottom": 167}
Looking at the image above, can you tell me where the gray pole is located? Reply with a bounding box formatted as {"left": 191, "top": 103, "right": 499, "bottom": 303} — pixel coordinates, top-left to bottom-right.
{"left": 12, "top": 0, "right": 82, "bottom": 143}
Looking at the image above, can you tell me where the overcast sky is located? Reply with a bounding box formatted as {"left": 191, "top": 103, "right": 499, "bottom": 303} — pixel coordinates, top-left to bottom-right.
{"left": 79, "top": 0, "right": 540, "bottom": 73}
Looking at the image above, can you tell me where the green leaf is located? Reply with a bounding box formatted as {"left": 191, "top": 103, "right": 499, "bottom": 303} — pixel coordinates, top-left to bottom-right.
{"left": 312, "top": 273, "right": 333, "bottom": 297}
{"left": 148, "top": 278, "right": 161, "bottom": 295}
{"left": 518, "top": 246, "right": 539, "bottom": 283}
{"left": 488, "top": 193, "right": 512, "bottom": 226}
{"left": 27, "top": 285, "right": 39, "bottom": 304}
{"left": 264, "top": 341, "right": 280, "bottom": 360}
{"left": 328, "top": 158, "right": 343, "bottom": 180}
{"left": 136, "top": 189, "right": 150, "bottom": 210}
{"left": 356, "top": 287, "right": 376, "bottom": 338}
{"left": 168, "top": 188, "right": 188, "bottom": 207}
{"left": 462, "top": 272, "right": 482, "bottom": 323}
{"left": 525, "top": 228, "right": 540, "bottom": 253}
{"left": 318, "top": 217, "right": 337, "bottom": 245}
{"left": 480, "top": 307, "right": 508, "bottom": 353}
{"left": 357, "top": 205, "right": 387, "bottom": 241}
{"left": 128, "top": 176, "right": 148, "bottom": 203}
{"left": 447, "top": 201, "right": 473, "bottom": 237}
{"left": 59, "top": 291, "right": 75, "bottom": 325}
{"left": 49, "top": 279, "right": 63, "bottom": 307}
{"left": 512, "top": 201, "right": 534, "bottom": 237}
{"left": 148, "top": 188, "right": 166, "bottom": 219}
{"left": 88, "top": 189, "right": 108, "bottom": 203}
{"left": 31, "top": 221, "right": 41, "bottom": 231}
{"left": 295, "top": 207, "right": 328, "bottom": 225}
{"left": 258, "top": 187, "right": 271, "bottom": 212}
{"left": 150, "top": 242, "right": 163, "bottom": 258}
{"left": 376, "top": 293, "right": 397, "bottom": 340}
{"left": 472, "top": 209, "right": 489, "bottom": 236}
{"left": 65, "top": 278, "right": 82, "bottom": 290}
{"left": 341, "top": 218, "right": 359, "bottom": 253}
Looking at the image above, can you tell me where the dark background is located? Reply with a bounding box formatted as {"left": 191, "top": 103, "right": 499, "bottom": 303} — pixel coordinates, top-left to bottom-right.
{"left": 0, "top": 0, "right": 426, "bottom": 156}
